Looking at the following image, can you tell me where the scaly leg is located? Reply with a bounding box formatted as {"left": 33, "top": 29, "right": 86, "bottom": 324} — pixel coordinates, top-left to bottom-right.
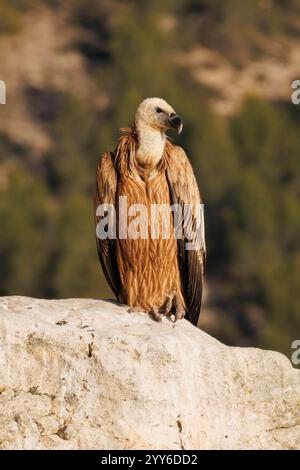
{"left": 172, "top": 293, "right": 185, "bottom": 322}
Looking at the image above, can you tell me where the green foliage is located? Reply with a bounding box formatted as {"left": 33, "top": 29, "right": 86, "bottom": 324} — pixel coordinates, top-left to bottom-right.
{"left": 44, "top": 95, "right": 112, "bottom": 299}
{"left": 0, "top": 0, "right": 36, "bottom": 34}
{"left": 0, "top": 166, "right": 53, "bottom": 296}
{"left": 98, "top": 0, "right": 181, "bottom": 143}
{"left": 178, "top": 0, "right": 300, "bottom": 61}
{"left": 218, "top": 99, "right": 300, "bottom": 355}
{"left": 46, "top": 96, "right": 95, "bottom": 194}
{"left": 51, "top": 193, "right": 111, "bottom": 299}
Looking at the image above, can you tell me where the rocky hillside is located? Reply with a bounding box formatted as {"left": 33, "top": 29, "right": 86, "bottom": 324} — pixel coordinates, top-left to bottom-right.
{"left": 1, "top": 3, "right": 300, "bottom": 155}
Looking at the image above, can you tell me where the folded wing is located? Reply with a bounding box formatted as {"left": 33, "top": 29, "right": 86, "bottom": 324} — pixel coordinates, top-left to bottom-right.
{"left": 166, "top": 144, "right": 206, "bottom": 325}
{"left": 94, "top": 151, "right": 121, "bottom": 299}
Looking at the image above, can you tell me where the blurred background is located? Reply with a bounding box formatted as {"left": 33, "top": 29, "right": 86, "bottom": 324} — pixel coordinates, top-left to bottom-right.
{"left": 1, "top": 0, "right": 300, "bottom": 358}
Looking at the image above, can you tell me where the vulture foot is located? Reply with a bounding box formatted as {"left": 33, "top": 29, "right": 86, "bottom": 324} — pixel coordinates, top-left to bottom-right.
{"left": 159, "top": 291, "right": 186, "bottom": 322}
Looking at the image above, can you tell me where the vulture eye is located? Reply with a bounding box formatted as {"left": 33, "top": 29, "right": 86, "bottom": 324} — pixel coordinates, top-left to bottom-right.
{"left": 156, "top": 107, "right": 164, "bottom": 114}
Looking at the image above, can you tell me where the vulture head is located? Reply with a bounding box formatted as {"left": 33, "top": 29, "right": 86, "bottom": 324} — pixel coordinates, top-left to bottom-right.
{"left": 135, "top": 97, "right": 183, "bottom": 134}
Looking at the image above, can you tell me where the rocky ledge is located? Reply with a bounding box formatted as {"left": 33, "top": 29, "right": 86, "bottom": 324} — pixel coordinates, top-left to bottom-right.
{"left": 0, "top": 296, "right": 299, "bottom": 450}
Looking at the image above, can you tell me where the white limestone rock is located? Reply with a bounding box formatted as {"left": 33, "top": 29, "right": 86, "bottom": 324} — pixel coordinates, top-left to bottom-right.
{"left": 0, "top": 296, "right": 299, "bottom": 450}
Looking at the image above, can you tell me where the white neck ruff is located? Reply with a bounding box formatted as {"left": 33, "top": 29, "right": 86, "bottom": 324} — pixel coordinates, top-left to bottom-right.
{"left": 135, "top": 123, "right": 166, "bottom": 168}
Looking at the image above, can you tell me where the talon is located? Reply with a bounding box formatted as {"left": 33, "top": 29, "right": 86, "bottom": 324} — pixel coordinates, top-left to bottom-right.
{"left": 159, "top": 294, "right": 173, "bottom": 316}
{"left": 149, "top": 307, "right": 162, "bottom": 322}
{"left": 173, "top": 293, "right": 185, "bottom": 321}
{"left": 128, "top": 306, "right": 144, "bottom": 314}
{"left": 157, "top": 290, "right": 186, "bottom": 322}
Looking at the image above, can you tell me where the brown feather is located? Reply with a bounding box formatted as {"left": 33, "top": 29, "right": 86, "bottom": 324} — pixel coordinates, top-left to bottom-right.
{"left": 165, "top": 142, "right": 206, "bottom": 325}
{"left": 94, "top": 151, "right": 122, "bottom": 300}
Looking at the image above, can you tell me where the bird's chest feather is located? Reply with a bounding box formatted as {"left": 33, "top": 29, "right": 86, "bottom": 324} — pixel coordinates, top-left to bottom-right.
{"left": 115, "top": 170, "right": 176, "bottom": 267}
{"left": 115, "top": 169, "right": 180, "bottom": 308}
{"left": 117, "top": 170, "right": 171, "bottom": 207}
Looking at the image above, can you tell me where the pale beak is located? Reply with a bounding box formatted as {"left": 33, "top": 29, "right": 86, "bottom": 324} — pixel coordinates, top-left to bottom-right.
{"left": 169, "top": 113, "right": 183, "bottom": 134}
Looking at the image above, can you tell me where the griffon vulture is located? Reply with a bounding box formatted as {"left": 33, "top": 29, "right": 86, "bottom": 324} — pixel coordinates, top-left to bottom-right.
{"left": 95, "top": 98, "right": 205, "bottom": 325}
